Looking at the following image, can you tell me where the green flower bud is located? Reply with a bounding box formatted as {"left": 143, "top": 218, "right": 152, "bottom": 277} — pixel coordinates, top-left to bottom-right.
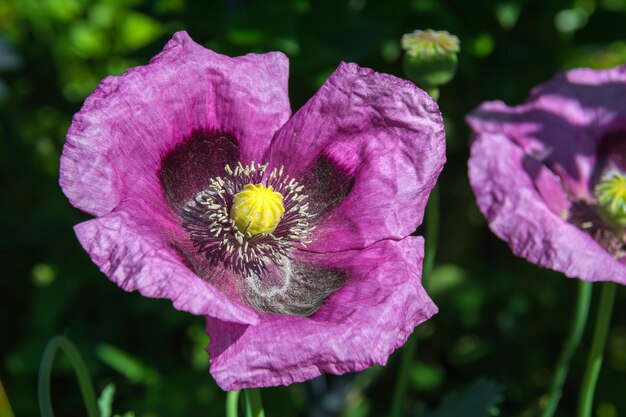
{"left": 401, "top": 30, "right": 460, "bottom": 91}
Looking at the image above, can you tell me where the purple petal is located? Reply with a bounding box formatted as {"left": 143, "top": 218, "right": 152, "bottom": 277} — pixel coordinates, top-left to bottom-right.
{"left": 205, "top": 236, "right": 437, "bottom": 390}
{"left": 468, "top": 132, "right": 626, "bottom": 285}
{"left": 265, "top": 62, "right": 446, "bottom": 252}
{"left": 74, "top": 199, "right": 260, "bottom": 324}
{"left": 521, "top": 150, "right": 571, "bottom": 216}
{"left": 467, "top": 65, "right": 626, "bottom": 200}
{"left": 60, "top": 31, "right": 290, "bottom": 217}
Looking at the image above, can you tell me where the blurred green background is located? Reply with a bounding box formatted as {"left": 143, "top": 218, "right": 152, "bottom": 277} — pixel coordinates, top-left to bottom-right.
{"left": 1, "top": 0, "right": 625, "bottom": 416}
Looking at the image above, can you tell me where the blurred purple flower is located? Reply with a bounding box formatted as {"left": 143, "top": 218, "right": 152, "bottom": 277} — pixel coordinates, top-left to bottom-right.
{"left": 60, "top": 31, "right": 445, "bottom": 389}
{"left": 467, "top": 65, "right": 626, "bottom": 285}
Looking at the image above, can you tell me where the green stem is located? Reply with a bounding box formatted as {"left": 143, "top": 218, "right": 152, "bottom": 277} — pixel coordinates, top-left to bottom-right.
{"left": 422, "top": 186, "right": 439, "bottom": 287}
{"left": 577, "top": 282, "right": 617, "bottom": 417}
{"left": 243, "top": 388, "right": 265, "bottom": 417}
{"left": 0, "top": 378, "right": 16, "bottom": 417}
{"left": 38, "top": 336, "right": 99, "bottom": 417}
{"left": 389, "top": 334, "right": 418, "bottom": 417}
{"left": 541, "top": 280, "right": 592, "bottom": 417}
{"left": 389, "top": 186, "right": 439, "bottom": 417}
{"left": 226, "top": 391, "right": 240, "bottom": 417}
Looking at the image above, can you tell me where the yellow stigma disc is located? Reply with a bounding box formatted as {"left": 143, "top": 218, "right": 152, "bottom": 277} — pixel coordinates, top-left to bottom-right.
{"left": 596, "top": 173, "right": 626, "bottom": 228}
{"left": 231, "top": 183, "right": 285, "bottom": 236}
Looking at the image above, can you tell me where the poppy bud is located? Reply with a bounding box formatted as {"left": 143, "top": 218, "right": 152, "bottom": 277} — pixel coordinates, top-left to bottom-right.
{"left": 401, "top": 29, "right": 460, "bottom": 98}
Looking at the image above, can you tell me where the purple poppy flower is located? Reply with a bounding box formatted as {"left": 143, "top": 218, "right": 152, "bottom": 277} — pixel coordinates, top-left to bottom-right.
{"left": 60, "top": 31, "right": 445, "bottom": 389}
{"left": 467, "top": 65, "right": 626, "bottom": 285}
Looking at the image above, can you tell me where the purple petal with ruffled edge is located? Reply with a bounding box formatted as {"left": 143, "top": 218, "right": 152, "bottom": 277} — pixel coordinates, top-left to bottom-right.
{"left": 205, "top": 236, "right": 437, "bottom": 390}
{"left": 467, "top": 65, "right": 626, "bottom": 285}
{"left": 469, "top": 132, "right": 626, "bottom": 285}
{"left": 467, "top": 66, "right": 626, "bottom": 200}
{"left": 61, "top": 31, "right": 291, "bottom": 317}
{"left": 61, "top": 31, "right": 443, "bottom": 388}
{"left": 60, "top": 31, "right": 290, "bottom": 217}
{"left": 265, "top": 62, "right": 446, "bottom": 252}
{"left": 74, "top": 199, "right": 260, "bottom": 324}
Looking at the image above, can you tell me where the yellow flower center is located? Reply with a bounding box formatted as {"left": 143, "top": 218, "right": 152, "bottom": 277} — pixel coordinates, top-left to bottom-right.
{"left": 231, "top": 183, "right": 285, "bottom": 236}
{"left": 595, "top": 172, "right": 626, "bottom": 228}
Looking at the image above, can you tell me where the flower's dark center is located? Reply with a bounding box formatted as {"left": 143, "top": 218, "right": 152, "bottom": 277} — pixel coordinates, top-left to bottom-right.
{"left": 564, "top": 172, "right": 626, "bottom": 259}
{"left": 567, "top": 201, "right": 626, "bottom": 259}
{"left": 182, "top": 162, "right": 314, "bottom": 276}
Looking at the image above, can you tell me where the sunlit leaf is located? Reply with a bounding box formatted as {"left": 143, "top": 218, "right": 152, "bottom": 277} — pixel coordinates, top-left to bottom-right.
{"left": 89, "top": 3, "right": 116, "bottom": 28}
{"left": 44, "top": 0, "right": 83, "bottom": 22}
{"left": 69, "top": 23, "right": 107, "bottom": 57}
{"left": 97, "top": 383, "right": 115, "bottom": 417}
{"left": 120, "top": 12, "right": 163, "bottom": 51}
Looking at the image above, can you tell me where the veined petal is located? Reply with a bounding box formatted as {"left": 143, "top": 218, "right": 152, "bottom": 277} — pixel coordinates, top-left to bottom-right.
{"left": 265, "top": 62, "right": 446, "bottom": 252}
{"left": 467, "top": 65, "right": 626, "bottom": 200}
{"left": 60, "top": 31, "right": 290, "bottom": 217}
{"left": 205, "top": 237, "right": 437, "bottom": 390}
{"left": 469, "top": 132, "right": 626, "bottom": 285}
{"left": 74, "top": 199, "right": 260, "bottom": 324}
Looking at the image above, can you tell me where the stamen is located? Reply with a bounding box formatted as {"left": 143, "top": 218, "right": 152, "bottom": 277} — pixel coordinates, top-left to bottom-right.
{"left": 182, "top": 163, "right": 315, "bottom": 277}
{"left": 564, "top": 174, "right": 626, "bottom": 260}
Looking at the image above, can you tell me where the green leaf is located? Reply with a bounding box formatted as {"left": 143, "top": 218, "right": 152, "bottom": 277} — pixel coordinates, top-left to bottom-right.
{"left": 120, "top": 12, "right": 163, "bottom": 51}
{"left": 69, "top": 23, "right": 107, "bottom": 57}
{"left": 95, "top": 344, "right": 160, "bottom": 386}
{"left": 97, "top": 383, "right": 115, "bottom": 417}
{"left": 416, "top": 379, "right": 503, "bottom": 417}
